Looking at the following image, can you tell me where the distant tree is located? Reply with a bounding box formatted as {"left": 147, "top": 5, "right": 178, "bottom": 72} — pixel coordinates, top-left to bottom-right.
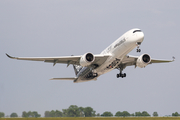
{"left": 96, "top": 113, "right": 100, "bottom": 116}
{"left": 62, "top": 109, "right": 68, "bottom": 117}
{"left": 115, "top": 111, "right": 122, "bottom": 117}
{"left": 172, "top": 112, "right": 180, "bottom": 116}
{"left": 32, "top": 111, "right": 41, "bottom": 117}
{"left": 115, "top": 111, "right": 130, "bottom": 117}
{"left": 27, "top": 111, "right": 33, "bottom": 117}
{"left": 22, "top": 111, "right": 28, "bottom": 117}
{"left": 44, "top": 110, "right": 62, "bottom": 117}
{"left": 153, "top": 112, "right": 158, "bottom": 117}
{"left": 10, "top": 113, "right": 18, "bottom": 117}
{"left": 44, "top": 111, "right": 51, "bottom": 117}
{"left": 22, "top": 111, "right": 40, "bottom": 117}
{"left": 79, "top": 107, "right": 84, "bottom": 117}
{"left": 50, "top": 110, "right": 56, "bottom": 117}
{"left": 57, "top": 105, "right": 97, "bottom": 117}
{"left": 130, "top": 113, "right": 135, "bottom": 116}
{"left": 135, "top": 112, "right": 142, "bottom": 116}
{"left": 121, "top": 111, "right": 130, "bottom": 117}
{"left": 67, "top": 105, "right": 80, "bottom": 117}
{"left": 84, "top": 107, "right": 96, "bottom": 117}
{"left": 135, "top": 111, "right": 150, "bottom": 117}
{"left": 0, "top": 112, "right": 5, "bottom": 118}
{"left": 101, "top": 111, "right": 113, "bottom": 117}
{"left": 141, "top": 111, "right": 150, "bottom": 116}
{"left": 54, "top": 110, "right": 63, "bottom": 117}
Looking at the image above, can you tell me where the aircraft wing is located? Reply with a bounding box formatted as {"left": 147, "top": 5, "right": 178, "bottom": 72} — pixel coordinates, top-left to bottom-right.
{"left": 50, "top": 77, "right": 77, "bottom": 80}
{"left": 6, "top": 53, "right": 110, "bottom": 66}
{"left": 120, "top": 55, "right": 174, "bottom": 67}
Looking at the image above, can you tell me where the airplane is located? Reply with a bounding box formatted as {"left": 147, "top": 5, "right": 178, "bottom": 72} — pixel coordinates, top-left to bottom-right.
{"left": 6, "top": 28, "right": 175, "bottom": 83}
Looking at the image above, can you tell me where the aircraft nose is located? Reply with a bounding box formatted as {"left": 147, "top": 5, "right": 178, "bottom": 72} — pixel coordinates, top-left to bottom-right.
{"left": 137, "top": 32, "right": 144, "bottom": 42}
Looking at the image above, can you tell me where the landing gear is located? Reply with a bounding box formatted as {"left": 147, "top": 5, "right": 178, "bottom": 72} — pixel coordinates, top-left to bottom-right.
{"left": 117, "top": 73, "right": 126, "bottom": 78}
{"left": 87, "top": 73, "right": 98, "bottom": 78}
{"left": 136, "top": 42, "right": 141, "bottom": 52}
{"left": 116, "top": 66, "right": 126, "bottom": 78}
{"left": 93, "top": 73, "right": 98, "bottom": 77}
{"left": 137, "top": 49, "right": 141, "bottom": 52}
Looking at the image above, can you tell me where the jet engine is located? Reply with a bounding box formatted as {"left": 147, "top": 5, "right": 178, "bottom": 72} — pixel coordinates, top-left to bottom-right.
{"left": 136, "top": 54, "right": 151, "bottom": 68}
{"left": 80, "top": 53, "right": 95, "bottom": 67}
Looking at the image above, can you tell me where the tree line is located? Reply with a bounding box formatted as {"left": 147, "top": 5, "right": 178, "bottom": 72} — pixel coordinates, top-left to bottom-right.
{"left": 0, "top": 105, "right": 180, "bottom": 118}
{"left": 44, "top": 105, "right": 95, "bottom": 117}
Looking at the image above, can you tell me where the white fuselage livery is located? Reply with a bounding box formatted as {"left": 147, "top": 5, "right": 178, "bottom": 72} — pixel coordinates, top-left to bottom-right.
{"left": 6, "top": 28, "right": 173, "bottom": 83}
{"left": 76, "top": 29, "right": 144, "bottom": 82}
{"left": 99, "top": 29, "right": 143, "bottom": 73}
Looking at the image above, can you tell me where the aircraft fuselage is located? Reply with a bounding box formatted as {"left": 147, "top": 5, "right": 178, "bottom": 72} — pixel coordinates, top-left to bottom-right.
{"left": 75, "top": 28, "right": 144, "bottom": 83}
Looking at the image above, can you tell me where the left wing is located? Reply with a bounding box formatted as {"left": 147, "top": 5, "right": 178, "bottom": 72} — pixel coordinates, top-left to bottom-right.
{"left": 6, "top": 53, "right": 110, "bottom": 67}
{"left": 119, "top": 55, "right": 174, "bottom": 68}
{"left": 151, "top": 58, "right": 175, "bottom": 63}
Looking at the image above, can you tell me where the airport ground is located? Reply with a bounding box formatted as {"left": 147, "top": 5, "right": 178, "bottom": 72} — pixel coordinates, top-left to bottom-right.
{"left": 0, "top": 117, "right": 180, "bottom": 120}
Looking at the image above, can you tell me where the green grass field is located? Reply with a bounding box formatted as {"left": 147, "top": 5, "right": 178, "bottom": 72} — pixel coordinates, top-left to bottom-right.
{"left": 0, "top": 117, "right": 180, "bottom": 120}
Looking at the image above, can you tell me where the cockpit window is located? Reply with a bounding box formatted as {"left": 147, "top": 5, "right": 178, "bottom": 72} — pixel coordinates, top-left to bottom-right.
{"left": 133, "top": 30, "right": 141, "bottom": 33}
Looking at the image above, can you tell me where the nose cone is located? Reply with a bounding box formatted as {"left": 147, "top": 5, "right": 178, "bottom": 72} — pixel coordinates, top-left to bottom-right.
{"left": 137, "top": 32, "right": 144, "bottom": 42}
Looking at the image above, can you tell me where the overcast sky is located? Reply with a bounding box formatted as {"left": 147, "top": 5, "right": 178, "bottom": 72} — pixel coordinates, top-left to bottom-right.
{"left": 0, "top": 0, "right": 179, "bottom": 117}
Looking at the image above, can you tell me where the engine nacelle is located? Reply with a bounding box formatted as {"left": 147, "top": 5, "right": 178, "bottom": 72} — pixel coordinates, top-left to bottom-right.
{"left": 80, "top": 53, "right": 95, "bottom": 67}
{"left": 136, "top": 54, "right": 151, "bottom": 68}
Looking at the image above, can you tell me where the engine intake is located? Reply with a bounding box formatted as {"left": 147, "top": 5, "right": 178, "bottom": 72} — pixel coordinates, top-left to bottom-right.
{"left": 136, "top": 54, "right": 151, "bottom": 68}
{"left": 86, "top": 53, "right": 94, "bottom": 62}
{"left": 80, "top": 53, "right": 95, "bottom": 67}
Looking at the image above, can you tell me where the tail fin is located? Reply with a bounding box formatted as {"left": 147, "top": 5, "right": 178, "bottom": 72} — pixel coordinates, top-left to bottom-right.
{"left": 73, "top": 65, "right": 82, "bottom": 76}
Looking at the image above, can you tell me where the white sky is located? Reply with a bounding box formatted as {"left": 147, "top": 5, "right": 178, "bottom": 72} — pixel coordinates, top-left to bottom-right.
{"left": 0, "top": 0, "right": 179, "bottom": 117}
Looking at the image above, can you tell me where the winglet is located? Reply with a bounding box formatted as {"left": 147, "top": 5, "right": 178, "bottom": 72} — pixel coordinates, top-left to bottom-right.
{"left": 172, "top": 56, "right": 175, "bottom": 61}
{"left": 6, "top": 53, "right": 17, "bottom": 59}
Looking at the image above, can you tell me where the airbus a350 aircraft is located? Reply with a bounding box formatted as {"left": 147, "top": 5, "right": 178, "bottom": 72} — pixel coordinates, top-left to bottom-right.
{"left": 6, "top": 28, "right": 174, "bottom": 83}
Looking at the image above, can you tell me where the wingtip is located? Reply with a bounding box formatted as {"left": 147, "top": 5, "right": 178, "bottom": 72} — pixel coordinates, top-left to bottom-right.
{"left": 172, "top": 56, "right": 175, "bottom": 61}
{"left": 6, "top": 53, "right": 17, "bottom": 59}
{"left": 6, "top": 53, "right": 12, "bottom": 58}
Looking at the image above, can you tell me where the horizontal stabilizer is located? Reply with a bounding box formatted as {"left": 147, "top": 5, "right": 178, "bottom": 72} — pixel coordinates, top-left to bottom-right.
{"left": 50, "top": 77, "right": 77, "bottom": 80}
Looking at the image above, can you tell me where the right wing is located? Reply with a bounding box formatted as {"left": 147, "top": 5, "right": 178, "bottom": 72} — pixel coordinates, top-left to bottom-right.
{"left": 6, "top": 53, "right": 111, "bottom": 67}
{"left": 6, "top": 53, "right": 81, "bottom": 66}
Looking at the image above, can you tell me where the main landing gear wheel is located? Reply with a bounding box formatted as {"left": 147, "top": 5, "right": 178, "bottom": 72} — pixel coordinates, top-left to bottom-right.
{"left": 93, "top": 73, "right": 98, "bottom": 77}
{"left": 117, "top": 73, "right": 126, "bottom": 78}
{"left": 116, "top": 65, "right": 127, "bottom": 78}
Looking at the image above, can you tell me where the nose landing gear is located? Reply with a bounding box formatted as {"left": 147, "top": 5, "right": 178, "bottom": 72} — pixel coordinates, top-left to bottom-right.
{"left": 137, "top": 48, "right": 141, "bottom": 52}
{"left": 136, "top": 42, "right": 141, "bottom": 52}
